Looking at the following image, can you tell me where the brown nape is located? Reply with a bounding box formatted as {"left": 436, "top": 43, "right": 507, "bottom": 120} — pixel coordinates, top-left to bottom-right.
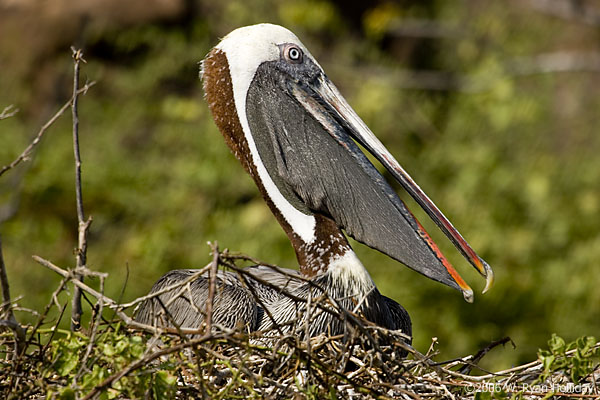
{"left": 201, "top": 49, "right": 351, "bottom": 278}
{"left": 202, "top": 49, "right": 255, "bottom": 177}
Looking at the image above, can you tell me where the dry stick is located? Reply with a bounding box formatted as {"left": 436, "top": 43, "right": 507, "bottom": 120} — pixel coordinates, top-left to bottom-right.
{"left": 204, "top": 241, "right": 220, "bottom": 334}
{"left": 457, "top": 336, "right": 514, "bottom": 375}
{"left": 122, "top": 264, "right": 212, "bottom": 309}
{"left": 7, "top": 279, "right": 69, "bottom": 395}
{"left": 32, "top": 255, "right": 213, "bottom": 336}
{"left": 109, "top": 262, "right": 130, "bottom": 323}
{"left": 0, "top": 83, "right": 95, "bottom": 178}
{"left": 0, "top": 235, "right": 26, "bottom": 357}
{"left": 204, "top": 331, "right": 384, "bottom": 399}
{"left": 76, "top": 273, "right": 106, "bottom": 380}
{"left": 39, "top": 301, "right": 69, "bottom": 360}
{"left": 70, "top": 48, "right": 92, "bottom": 332}
{"left": 0, "top": 105, "right": 19, "bottom": 120}
{"left": 27, "top": 277, "right": 69, "bottom": 350}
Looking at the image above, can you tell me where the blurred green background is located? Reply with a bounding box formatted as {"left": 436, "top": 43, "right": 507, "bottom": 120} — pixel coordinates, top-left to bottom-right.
{"left": 1, "top": 0, "right": 599, "bottom": 371}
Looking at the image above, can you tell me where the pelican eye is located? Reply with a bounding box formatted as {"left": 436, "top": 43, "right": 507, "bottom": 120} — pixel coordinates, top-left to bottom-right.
{"left": 284, "top": 44, "right": 303, "bottom": 64}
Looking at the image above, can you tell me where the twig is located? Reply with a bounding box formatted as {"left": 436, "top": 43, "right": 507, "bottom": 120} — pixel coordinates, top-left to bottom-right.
{"left": 458, "top": 336, "right": 514, "bottom": 374}
{"left": 32, "top": 255, "right": 211, "bottom": 336}
{"left": 70, "top": 47, "right": 92, "bottom": 332}
{"left": 204, "top": 241, "right": 220, "bottom": 334}
{"left": 76, "top": 272, "right": 105, "bottom": 380}
{"left": 0, "top": 234, "right": 26, "bottom": 357}
{"left": 109, "top": 262, "right": 130, "bottom": 322}
{"left": 0, "top": 105, "right": 19, "bottom": 120}
{"left": 39, "top": 301, "right": 69, "bottom": 361}
{"left": 124, "top": 264, "right": 212, "bottom": 309}
{"left": 0, "top": 236, "right": 15, "bottom": 318}
{"left": 0, "top": 82, "right": 95, "bottom": 178}
{"left": 26, "top": 277, "right": 69, "bottom": 353}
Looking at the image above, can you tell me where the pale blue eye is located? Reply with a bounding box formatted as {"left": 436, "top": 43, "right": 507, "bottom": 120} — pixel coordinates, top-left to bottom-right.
{"left": 285, "top": 45, "right": 303, "bottom": 63}
{"left": 289, "top": 48, "right": 301, "bottom": 60}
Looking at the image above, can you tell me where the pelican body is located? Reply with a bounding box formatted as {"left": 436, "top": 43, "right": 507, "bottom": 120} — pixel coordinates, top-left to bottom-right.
{"left": 136, "top": 24, "right": 493, "bottom": 340}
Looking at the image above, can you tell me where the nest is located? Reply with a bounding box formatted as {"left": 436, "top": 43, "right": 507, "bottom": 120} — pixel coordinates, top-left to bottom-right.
{"left": 1, "top": 247, "right": 599, "bottom": 399}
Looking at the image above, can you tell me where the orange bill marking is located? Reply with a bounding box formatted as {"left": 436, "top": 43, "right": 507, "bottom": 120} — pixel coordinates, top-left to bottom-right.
{"left": 411, "top": 212, "right": 472, "bottom": 294}
{"left": 380, "top": 153, "right": 487, "bottom": 278}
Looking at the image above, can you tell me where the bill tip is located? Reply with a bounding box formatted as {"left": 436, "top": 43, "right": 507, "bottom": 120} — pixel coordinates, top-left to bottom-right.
{"left": 462, "top": 287, "right": 474, "bottom": 303}
{"left": 481, "top": 260, "right": 494, "bottom": 294}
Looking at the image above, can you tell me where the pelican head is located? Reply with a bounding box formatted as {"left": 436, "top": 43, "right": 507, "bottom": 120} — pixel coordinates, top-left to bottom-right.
{"left": 201, "top": 24, "right": 493, "bottom": 302}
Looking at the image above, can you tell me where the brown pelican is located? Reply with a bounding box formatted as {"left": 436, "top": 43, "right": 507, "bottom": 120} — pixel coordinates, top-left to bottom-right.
{"left": 136, "top": 24, "right": 493, "bottom": 341}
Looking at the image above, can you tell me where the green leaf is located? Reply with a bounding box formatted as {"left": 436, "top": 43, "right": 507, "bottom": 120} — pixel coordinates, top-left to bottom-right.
{"left": 53, "top": 336, "right": 85, "bottom": 377}
{"left": 548, "top": 333, "right": 566, "bottom": 354}
{"left": 115, "top": 338, "right": 128, "bottom": 354}
{"left": 102, "top": 342, "right": 115, "bottom": 357}
{"left": 153, "top": 370, "right": 177, "bottom": 400}
{"left": 58, "top": 387, "right": 76, "bottom": 400}
{"left": 541, "top": 354, "right": 554, "bottom": 371}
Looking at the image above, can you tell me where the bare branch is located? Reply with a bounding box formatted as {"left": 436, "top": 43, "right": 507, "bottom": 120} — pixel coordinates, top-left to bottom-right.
{"left": 0, "top": 105, "right": 19, "bottom": 120}
{"left": 26, "top": 276, "right": 69, "bottom": 353}
{"left": 0, "top": 82, "right": 96, "bottom": 178}
{"left": 204, "top": 241, "right": 220, "bottom": 334}
{"left": 32, "top": 255, "right": 207, "bottom": 336}
{"left": 70, "top": 47, "right": 92, "bottom": 332}
{"left": 71, "top": 47, "right": 87, "bottom": 226}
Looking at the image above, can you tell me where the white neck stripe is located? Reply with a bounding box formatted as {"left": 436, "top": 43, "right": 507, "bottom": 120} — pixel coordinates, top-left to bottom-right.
{"left": 216, "top": 24, "right": 317, "bottom": 244}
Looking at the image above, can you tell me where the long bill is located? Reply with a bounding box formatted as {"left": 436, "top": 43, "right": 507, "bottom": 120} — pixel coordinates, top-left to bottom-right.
{"left": 306, "top": 75, "right": 494, "bottom": 294}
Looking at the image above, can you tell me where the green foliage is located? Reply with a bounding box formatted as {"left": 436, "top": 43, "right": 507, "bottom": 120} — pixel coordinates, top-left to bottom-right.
{"left": 538, "top": 334, "right": 600, "bottom": 384}
{"left": 46, "top": 326, "right": 176, "bottom": 399}
{"left": 51, "top": 332, "right": 86, "bottom": 377}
